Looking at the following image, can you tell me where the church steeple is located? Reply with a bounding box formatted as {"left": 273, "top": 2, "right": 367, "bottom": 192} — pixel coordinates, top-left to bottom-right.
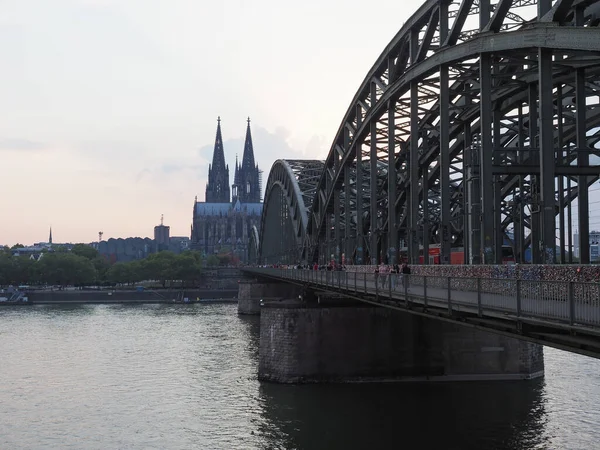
{"left": 241, "top": 117, "right": 256, "bottom": 172}
{"left": 49, "top": 226, "right": 53, "bottom": 245}
{"left": 211, "top": 116, "right": 226, "bottom": 171}
{"left": 232, "top": 153, "right": 241, "bottom": 203}
{"left": 234, "top": 153, "right": 240, "bottom": 185}
{"left": 205, "top": 116, "right": 230, "bottom": 203}
{"left": 233, "top": 117, "right": 261, "bottom": 203}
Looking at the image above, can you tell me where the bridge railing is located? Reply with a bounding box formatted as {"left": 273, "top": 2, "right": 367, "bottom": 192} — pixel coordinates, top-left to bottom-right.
{"left": 244, "top": 268, "right": 600, "bottom": 330}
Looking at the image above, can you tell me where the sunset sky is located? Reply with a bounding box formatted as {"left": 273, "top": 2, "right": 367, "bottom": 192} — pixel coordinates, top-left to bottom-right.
{"left": 2, "top": 1, "right": 598, "bottom": 247}
{"left": 0, "top": 0, "right": 425, "bottom": 246}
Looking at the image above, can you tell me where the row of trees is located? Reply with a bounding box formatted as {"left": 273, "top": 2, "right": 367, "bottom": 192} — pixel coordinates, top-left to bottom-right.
{"left": 0, "top": 245, "right": 235, "bottom": 287}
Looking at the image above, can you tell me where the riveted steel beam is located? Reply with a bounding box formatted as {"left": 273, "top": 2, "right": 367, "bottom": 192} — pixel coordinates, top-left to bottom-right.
{"left": 293, "top": 1, "right": 600, "bottom": 265}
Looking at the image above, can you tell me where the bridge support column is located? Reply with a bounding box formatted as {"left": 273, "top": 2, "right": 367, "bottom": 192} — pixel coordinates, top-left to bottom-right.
{"left": 238, "top": 280, "right": 301, "bottom": 315}
{"left": 258, "top": 303, "right": 543, "bottom": 383}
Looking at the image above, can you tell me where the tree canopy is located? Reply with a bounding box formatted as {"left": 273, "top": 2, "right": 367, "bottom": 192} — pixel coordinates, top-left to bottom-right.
{"left": 0, "top": 245, "right": 237, "bottom": 287}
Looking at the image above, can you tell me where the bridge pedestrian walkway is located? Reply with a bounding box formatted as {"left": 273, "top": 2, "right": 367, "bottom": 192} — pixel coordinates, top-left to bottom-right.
{"left": 244, "top": 268, "right": 600, "bottom": 352}
{"left": 338, "top": 273, "right": 599, "bottom": 329}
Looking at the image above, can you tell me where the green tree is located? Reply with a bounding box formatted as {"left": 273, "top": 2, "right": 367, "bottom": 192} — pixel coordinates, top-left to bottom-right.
{"left": 92, "top": 257, "right": 111, "bottom": 283}
{"left": 106, "top": 262, "right": 136, "bottom": 286}
{"left": 11, "top": 257, "right": 35, "bottom": 285}
{"left": 173, "top": 252, "right": 202, "bottom": 287}
{"left": 128, "top": 260, "right": 145, "bottom": 284}
{"left": 217, "top": 253, "right": 233, "bottom": 266}
{"left": 206, "top": 254, "right": 220, "bottom": 267}
{"left": 36, "top": 253, "right": 97, "bottom": 286}
{"left": 0, "top": 254, "right": 13, "bottom": 285}
{"left": 143, "top": 251, "right": 177, "bottom": 287}
{"left": 182, "top": 250, "right": 204, "bottom": 264}
{"left": 71, "top": 244, "right": 100, "bottom": 260}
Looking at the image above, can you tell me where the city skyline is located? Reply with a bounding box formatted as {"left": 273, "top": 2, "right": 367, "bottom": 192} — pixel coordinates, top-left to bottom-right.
{"left": 2, "top": 120, "right": 289, "bottom": 246}
{"left": 0, "top": 0, "right": 425, "bottom": 246}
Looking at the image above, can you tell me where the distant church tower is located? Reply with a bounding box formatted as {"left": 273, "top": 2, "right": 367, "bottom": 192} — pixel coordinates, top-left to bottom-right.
{"left": 232, "top": 117, "right": 261, "bottom": 203}
{"left": 205, "top": 117, "right": 231, "bottom": 203}
{"left": 49, "top": 226, "right": 53, "bottom": 245}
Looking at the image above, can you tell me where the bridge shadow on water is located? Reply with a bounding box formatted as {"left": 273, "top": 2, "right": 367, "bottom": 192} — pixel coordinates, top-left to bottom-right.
{"left": 237, "top": 314, "right": 261, "bottom": 359}
{"left": 234, "top": 311, "right": 549, "bottom": 449}
{"left": 256, "top": 376, "right": 548, "bottom": 450}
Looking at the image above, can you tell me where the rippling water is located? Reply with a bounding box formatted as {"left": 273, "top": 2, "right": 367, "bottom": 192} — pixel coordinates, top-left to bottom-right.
{"left": 1, "top": 304, "right": 599, "bottom": 449}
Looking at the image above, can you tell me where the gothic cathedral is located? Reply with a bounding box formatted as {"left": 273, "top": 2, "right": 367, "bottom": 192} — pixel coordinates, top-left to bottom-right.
{"left": 191, "top": 117, "right": 263, "bottom": 262}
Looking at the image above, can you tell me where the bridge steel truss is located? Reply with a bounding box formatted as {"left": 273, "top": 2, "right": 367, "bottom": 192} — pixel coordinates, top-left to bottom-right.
{"left": 248, "top": 225, "right": 260, "bottom": 264}
{"left": 287, "top": 0, "right": 600, "bottom": 267}
{"left": 258, "top": 159, "right": 324, "bottom": 264}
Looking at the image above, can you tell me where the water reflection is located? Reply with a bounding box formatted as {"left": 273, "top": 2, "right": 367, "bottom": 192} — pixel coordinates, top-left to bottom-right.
{"left": 237, "top": 315, "right": 261, "bottom": 360}
{"left": 258, "top": 379, "right": 547, "bottom": 450}
{"left": 2, "top": 304, "right": 598, "bottom": 450}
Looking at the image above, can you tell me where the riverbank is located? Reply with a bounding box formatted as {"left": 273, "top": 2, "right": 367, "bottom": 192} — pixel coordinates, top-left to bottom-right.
{"left": 23, "top": 289, "right": 238, "bottom": 305}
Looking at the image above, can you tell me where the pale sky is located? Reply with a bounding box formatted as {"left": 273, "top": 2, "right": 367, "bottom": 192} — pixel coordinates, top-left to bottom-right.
{"left": 0, "top": 0, "right": 423, "bottom": 246}
{"left": 3, "top": 1, "right": 598, "bottom": 247}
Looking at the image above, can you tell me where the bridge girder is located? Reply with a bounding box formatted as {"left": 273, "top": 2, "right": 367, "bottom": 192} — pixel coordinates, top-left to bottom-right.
{"left": 303, "top": 0, "right": 600, "bottom": 265}
{"left": 258, "top": 159, "right": 324, "bottom": 264}
{"left": 248, "top": 225, "right": 260, "bottom": 264}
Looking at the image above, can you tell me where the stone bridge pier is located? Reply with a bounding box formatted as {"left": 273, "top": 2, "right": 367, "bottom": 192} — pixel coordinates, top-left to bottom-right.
{"left": 237, "top": 279, "right": 304, "bottom": 315}
{"left": 258, "top": 301, "right": 544, "bottom": 383}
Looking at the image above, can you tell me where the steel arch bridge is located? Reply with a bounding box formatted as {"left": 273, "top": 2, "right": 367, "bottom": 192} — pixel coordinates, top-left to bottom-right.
{"left": 258, "top": 159, "right": 324, "bottom": 264}
{"left": 258, "top": 0, "right": 600, "bottom": 266}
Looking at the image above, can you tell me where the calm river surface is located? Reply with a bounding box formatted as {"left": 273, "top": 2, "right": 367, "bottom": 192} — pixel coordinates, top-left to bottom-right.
{"left": 1, "top": 303, "right": 599, "bottom": 449}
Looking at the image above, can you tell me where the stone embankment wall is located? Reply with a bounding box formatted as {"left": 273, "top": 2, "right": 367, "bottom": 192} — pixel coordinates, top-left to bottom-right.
{"left": 238, "top": 281, "right": 263, "bottom": 315}
{"left": 258, "top": 303, "right": 543, "bottom": 383}
{"left": 237, "top": 281, "right": 299, "bottom": 315}
{"left": 28, "top": 289, "right": 238, "bottom": 304}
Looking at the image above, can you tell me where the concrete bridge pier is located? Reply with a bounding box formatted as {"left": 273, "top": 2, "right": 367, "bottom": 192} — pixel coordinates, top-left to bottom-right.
{"left": 258, "top": 301, "right": 544, "bottom": 383}
{"left": 237, "top": 280, "right": 302, "bottom": 315}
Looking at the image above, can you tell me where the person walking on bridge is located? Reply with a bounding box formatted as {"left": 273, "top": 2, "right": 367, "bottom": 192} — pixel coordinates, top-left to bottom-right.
{"left": 379, "top": 262, "right": 389, "bottom": 289}
{"left": 401, "top": 263, "right": 411, "bottom": 291}
{"left": 391, "top": 262, "right": 400, "bottom": 290}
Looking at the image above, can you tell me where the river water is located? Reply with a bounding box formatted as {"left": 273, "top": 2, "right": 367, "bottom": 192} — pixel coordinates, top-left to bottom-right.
{"left": 1, "top": 303, "right": 599, "bottom": 450}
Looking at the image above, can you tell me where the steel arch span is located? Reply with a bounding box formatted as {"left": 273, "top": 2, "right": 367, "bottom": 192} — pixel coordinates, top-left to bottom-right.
{"left": 248, "top": 225, "right": 260, "bottom": 264}
{"left": 304, "top": 0, "right": 600, "bottom": 266}
{"left": 258, "top": 159, "right": 324, "bottom": 264}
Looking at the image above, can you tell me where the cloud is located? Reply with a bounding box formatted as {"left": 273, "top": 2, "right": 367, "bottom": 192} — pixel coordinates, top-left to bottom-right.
{"left": 0, "top": 139, "right": 45, "bottom": 151}
{"left": 252, "top": 125, "right": 304, "bottom": 162}
{"left": 76, "top": 139, "right": 151, "bottom": 159}
{"left": 160, "top": 164, "right": 184, "bottom": 174}
{"left": 198, "top": 142, "right": 218, "bottom": 162}
{"left": 132, "top": 163, "right": 205, "bottom": 187}
{"left": 197, "top": 124, "right": 305, "bottom": 171}
{"left": 198, "top": 137, "right": 244, "bottom": 165}
{"left": 301, "top": 134, "right": 330, "bottom": 159}
{"left": 134, "top": 168, "right": 151, "bottom": 183}
{"left": 160, "top": 163, "right": 203, "bottom": 177}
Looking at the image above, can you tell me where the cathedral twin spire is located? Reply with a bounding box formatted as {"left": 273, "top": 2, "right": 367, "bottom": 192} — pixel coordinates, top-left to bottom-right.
{"left": 233, "top": 118, "right": 261, "bottom": 204}
{"left": 205, "top": 116, "right": 230, "bottom": 203}
{"left": 205, "top": 117, "right": 261, "bottom": 204}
